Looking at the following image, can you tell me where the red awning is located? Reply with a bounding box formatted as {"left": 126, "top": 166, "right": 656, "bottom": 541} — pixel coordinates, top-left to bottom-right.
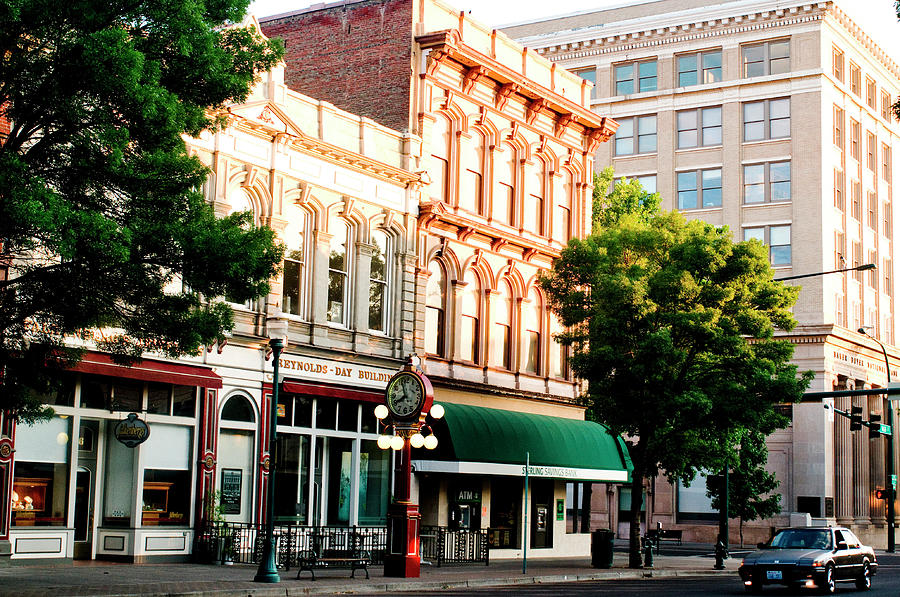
{"left": 70, "top": 352, "right": 223, "bottom": 388}
{"left": 281, "top": 379, "right": 383, "bottom": 403}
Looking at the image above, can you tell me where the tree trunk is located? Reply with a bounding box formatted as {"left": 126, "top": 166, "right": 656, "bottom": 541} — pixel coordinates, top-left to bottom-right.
{"left": 739, "top": 518, "right": 744, "bottom": 549}
{"left": 628, "top": 473, "right": 644, "bottom": 568}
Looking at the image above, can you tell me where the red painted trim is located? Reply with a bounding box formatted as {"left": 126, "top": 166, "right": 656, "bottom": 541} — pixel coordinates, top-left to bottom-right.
{"left": 69, "top": 351, "right": 223, "bottom": 388}
{"left": 281, "top": 379, "right": 383, "bottom": 403}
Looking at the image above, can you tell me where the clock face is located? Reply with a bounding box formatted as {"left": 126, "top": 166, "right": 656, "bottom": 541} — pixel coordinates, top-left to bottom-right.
{"left": 386, "top": 372, "right": 425, "bottom": 419}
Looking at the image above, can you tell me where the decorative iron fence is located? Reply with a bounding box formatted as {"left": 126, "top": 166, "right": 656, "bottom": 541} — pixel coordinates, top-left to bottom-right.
{"left": 194, "top": 522, "right": 387, "bottom": 569}
{"left": 195, "top": 522, "right": 488, "bottom": 568}
{"left": 420, "top": 526, "right": 489, "bottom": 566}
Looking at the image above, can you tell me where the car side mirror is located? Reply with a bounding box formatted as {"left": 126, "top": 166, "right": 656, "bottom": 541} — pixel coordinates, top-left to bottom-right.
{"left": 836, "top": 540, "right": 848, "bottom": 550}
{"left": 757, "top": 542, "right": 767, "bottom": 549}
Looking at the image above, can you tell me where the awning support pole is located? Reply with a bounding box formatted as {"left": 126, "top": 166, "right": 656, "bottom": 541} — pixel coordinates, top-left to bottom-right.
{"left": 523, "top": 451, "right": 529, "bottom": 575}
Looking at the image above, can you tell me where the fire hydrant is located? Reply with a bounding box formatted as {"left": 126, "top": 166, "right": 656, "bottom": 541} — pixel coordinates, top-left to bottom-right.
{"left": 642, "top": 535, "right": 654, "bottom": 568}
{"left": 714, "top": 537, "right": 728, "bottom": 570}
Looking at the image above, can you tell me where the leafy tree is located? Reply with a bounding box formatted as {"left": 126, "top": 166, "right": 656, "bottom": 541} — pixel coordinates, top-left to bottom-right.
{"left": 591, "top": 167, "right": 661, "bottom": 232}
{"left": 541, "top": 176, "right": 812, "bottom": 568}
{"left": 707, "top": 430, "right": 782, "bottom": 548}
{"left": 0, "top": 0, "right": 285, "bottom": 421}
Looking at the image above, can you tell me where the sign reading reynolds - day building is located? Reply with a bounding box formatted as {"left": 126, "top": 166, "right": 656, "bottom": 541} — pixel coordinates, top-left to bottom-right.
{"left": 277, "top": 355, "right": 395, "bottom": 389}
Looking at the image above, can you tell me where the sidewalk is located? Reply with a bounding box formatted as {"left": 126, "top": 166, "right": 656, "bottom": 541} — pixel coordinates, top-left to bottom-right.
{"left": 0, "top": 544, "right": 742, "bottom": 597}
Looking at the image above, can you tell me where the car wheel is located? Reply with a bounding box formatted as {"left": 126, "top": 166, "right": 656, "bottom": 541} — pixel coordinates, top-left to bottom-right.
{"left": 855, "top": 560, "right": 872, "bottom": 590}
{"left": 820, "top": 564, "right": 836, "bottom": 595}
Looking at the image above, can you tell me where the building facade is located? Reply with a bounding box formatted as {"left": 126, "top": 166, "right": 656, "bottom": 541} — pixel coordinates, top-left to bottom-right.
{"left": 261, "top": 0, "right": 629, "bottom": 559}
{"left": 504, "top": 0, "right": 900, "bottom": 546}
{"left": 0, "top": 20, "right": 424, "bottom": 562}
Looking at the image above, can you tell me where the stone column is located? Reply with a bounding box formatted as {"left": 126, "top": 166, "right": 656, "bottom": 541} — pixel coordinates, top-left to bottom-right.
{"left": 853, "top": 382, "right": 872, "bottom": 526}
{"left": 870, "top": 393, "right": 887, "bottom": 523}
{"left": 835, "top": 378, "right": 854, "bottom": 525}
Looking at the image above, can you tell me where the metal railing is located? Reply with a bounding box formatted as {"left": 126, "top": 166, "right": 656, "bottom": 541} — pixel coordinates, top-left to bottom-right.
{"left": 194, "top": 522, "right": 387, "bottom": 569}
{"left": 420, "top": 526, "right": 489, "bottom": 566}
{"left": 195, "top": 522, "right": 488, "bottom": 568}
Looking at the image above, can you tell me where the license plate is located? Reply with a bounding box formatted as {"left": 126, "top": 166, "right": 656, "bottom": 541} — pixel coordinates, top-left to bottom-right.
{"left": 766, "top": 570, "right": 783, "bottom": 580}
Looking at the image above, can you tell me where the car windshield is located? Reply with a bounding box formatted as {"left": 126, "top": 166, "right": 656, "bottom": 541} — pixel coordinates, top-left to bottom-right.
{"left": 769, "top": 529, "right": 832, "bottom": 550}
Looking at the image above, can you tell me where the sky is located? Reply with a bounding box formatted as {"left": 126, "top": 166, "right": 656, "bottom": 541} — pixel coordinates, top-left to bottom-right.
{"left": 247, "top": 0, "right": 900, "bottom": 65}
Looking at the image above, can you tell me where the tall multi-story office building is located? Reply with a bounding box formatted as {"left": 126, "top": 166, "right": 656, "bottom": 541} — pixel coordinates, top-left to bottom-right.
{"left": 505, "top": 0, "right": 900, "bottom": 546}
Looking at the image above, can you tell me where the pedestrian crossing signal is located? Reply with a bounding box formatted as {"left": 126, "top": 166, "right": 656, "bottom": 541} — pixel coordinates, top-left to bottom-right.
{"left": 875, "top": 488, "right": 889, "bottom": 500}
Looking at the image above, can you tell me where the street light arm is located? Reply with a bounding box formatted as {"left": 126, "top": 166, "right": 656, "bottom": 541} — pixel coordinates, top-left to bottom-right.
{"left": 774, "top": 263, "right": 875, "bottom": 282}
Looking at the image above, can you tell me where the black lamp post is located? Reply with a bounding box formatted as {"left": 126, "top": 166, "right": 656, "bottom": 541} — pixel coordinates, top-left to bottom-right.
{"left": 254, "top": 313, "right": 288, "bottom": 583}
{"left": 858, "top": 326, "right": 895, "bottom": 553}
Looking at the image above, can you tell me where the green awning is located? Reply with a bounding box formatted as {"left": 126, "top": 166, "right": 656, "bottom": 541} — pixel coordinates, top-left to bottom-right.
{"left": 413, "top": 403, "right": 632, "bottom": 483}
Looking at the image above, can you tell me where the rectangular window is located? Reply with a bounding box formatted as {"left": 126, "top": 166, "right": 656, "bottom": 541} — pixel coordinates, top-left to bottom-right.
{"left": 868, "top": 191, "right": 878, "bottom": 229}
{"left": 677, "top": 106, "right": 722, "bottom": 148}
{"left": 851, "top": 180, "right": 862, "bottom": 221}
{"left": 614, "top": 115, "right": 657, "bottom": 155}
{"left": 882, "top": 144, "right": 892, "bottom": 182}
{"left": 834, "top": 170, "right": 844, "bottom": 210}
{"left": 744, "top": 225, "right": 791, "bottom": 266}
{"left": 835, "top": 231, "right": 845, "bottom": 269}
{"left": 885, "top": 201, "right": 893, "bottom": 238}
{"left": 574, "top": 67, "right": 597, "bottom": 99}
{"left": 636, "top": 174, "right": 657, "bottom": 194}
{"left": 615, "top": 60, "right": 657, "bottom": 95}
{"left": 868, "top": 250, "right": 878, "bottom": 288}
{"left": 742, "top": 39, "right": 790, "bottom": 78}
{"left": 885, "top": 258, "right": 893, "bottom": 296}
{"left": 743, "top": 98, "right": 789, "bottom": 141}
{"left": 743, "top": 161, "right": 791, "bottom": 204}
{"left": 883, "top": 90, "right": 892, "bottom": 121}
{"left": 368, "top": 233, "right": 389, "bottom": 332}
{"left": 852, "top": 242, "right": 862, "bottom": 282}
{"left": 867, "top": 131, "right": 877, "bottom": 171}
{"left": 12, "top": 417, "right": 71, "bottom": 527}
{"left": 678, "top": 168, "right": 722, "bottom": 210}
{"left": 850, "top": 119, "right": 860, "bottom": 162}
{"left": 677, "top": 50, "right": 722, "bottom": 87}
{"left": 834, "top": 106, "right": 844, "bottom": 149}
{"left": 833, "top": 47, "right": 844, "bottom": 82}
{"left": 867, "top": 77, "right": 877, "bottom": 109}
{"left": 849, "top": 62, "right": 861, "bottom": 96}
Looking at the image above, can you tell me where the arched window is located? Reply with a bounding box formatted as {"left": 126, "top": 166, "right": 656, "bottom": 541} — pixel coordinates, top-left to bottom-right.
{"left": 460, "top": 131, "right": 484, "bottom": 214}
{"left": 459, "top": 271, "right": 481, "bottom": 363}
{"left": 549, "top": 312, "right": 569, "bottom": 379}
{"left": 221, "top": 394, "right": 256, "bottom": 423}
{"left": 521, "top": 288, "right": 542, "bottom": 375}
{"left": 524, "top": 159, "right": 545, "bottom": 235}
{"left": 282, "top": 204, "right": 308, "bottom": 317}
{"left": 230, "top": 188, "right": 255, "bottom": 223}
{"left": 328, "top": 218, "right": 351, "bottom": 325}
{"left": 490, "top": 281, "right": 512, "bottom": 369}
{"left": 369, "top": 230, "right": 390, "bottom": 332}
{"left": 425, "top": 262, "right": 446, "bottom": 356}
{"left": 493, "top": 145, "right": 516, "bottom": 225}
{"left": 429, "top": 117, "right": 451, "bottom": 203}
{"left": 553, "top": 171, "right": 573, "bottom": 243}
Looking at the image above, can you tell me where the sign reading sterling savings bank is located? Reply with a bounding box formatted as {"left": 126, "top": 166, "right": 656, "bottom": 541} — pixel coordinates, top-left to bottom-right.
{"left": 277, "top": 355, "right": 395, "bottom": 389}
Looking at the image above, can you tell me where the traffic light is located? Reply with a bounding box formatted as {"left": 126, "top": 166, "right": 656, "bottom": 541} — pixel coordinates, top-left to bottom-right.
{"left": 850, "top": 406, "right": 863, "bottom": 431}
{"left": 875, "top": 488, "right": 889, "bottom": 500}
{"left": 869, "top": 413, "right": 882, "bottom": 439}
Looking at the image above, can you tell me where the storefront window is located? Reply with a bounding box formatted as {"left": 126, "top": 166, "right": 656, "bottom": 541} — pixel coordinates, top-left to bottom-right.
{"left": 489, "top": 478, "right": 521, "bottom": 548}
{"left": 27, "top": 374, "right": 75, "bottom": 406}
{"left": 338, "top": 402, "right": 358, "bottom": 432}
{"left": 316, "top": 398, "right": 336, "bottom": 430}
{"left": 12, "top": 417, "right": 71, "bottom": 527}
{"left": 141, "top": 424, "right": 192, "bottom": 526}
{"left": 358, "top": 440, "right": 389, "bottom": 525}
{"left": 81, "top": 375, "right": 111, "bottom": 409}
{"left": 327, "top": 437, "right": 354, "bottom": 525}
{"left": 676, "top": 473, "right": 717, "bottom": 522}
{"left": 172, "top": 385, "right": 196, "bottom": 417}
{"left": 618, "top": 486, "right": 646, "bottom": 522}
{"left": 274, "top": 433, "right": 310, "bottom": 523}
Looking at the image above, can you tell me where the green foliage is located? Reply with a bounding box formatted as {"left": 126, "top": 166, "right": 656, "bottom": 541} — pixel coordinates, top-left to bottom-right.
{"left": 541, "top": 183, "right": 812, "bottom": 566}
{"left": 0, "top": 0, "right": 285, "bottom": 419}
{"left": 707, "top": 430, "right": 782, "bottom": 547}
{"left": 591, "top": 167, "right": 661, "bottom": 232}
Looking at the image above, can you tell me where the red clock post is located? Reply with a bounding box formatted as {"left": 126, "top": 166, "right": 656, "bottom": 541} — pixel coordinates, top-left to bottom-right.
{"left": 376, "top": 356, "right": 443, "bottom": 578}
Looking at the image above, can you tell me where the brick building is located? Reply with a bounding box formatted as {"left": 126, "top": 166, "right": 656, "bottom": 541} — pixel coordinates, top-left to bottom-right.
{"left": 261, "top": 0, "right": 630, "bottom": 559}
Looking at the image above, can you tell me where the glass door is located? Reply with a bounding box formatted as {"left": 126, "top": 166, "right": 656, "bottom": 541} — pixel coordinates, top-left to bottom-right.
{"left": 74, "top": 420, "right": 99, "bottom": 559}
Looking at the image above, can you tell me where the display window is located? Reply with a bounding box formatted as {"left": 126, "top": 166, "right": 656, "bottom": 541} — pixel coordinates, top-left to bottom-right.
{"left": 12, "top": 417, "right": 71, "bottom": 527}
{"left": 357, "top": 440, "right": 389, "bottom": 525}
{"left": 141, "top": 424, "right": 192, "bottom": 526}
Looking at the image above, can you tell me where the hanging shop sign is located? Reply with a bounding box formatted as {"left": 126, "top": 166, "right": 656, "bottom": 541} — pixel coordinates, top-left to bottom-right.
{"left": 114, "top": 413, "right": 150, "bottom": 448}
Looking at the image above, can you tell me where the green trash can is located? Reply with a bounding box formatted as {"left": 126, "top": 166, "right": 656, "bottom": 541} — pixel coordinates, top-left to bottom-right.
{"left": 591, "top": 528, "right": 614, "bottom": 568}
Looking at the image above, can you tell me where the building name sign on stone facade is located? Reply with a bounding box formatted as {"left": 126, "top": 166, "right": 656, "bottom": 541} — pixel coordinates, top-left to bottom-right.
{"left": 278, "top": 356, "right": 395, "bottom": 389}
{"left": 831, "top": 348, "right": 898, "bottom": 382}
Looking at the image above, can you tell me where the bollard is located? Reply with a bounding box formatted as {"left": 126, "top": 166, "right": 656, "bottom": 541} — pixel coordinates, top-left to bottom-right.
{"left": 642, "top": 535, "right": 654, "bottom": 568}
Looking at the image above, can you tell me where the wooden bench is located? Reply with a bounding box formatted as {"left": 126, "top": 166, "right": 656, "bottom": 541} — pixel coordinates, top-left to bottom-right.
{"left": 647, "top": 528, "right": 683, "bottom": 547}
{"left": 296, "top": 548, "right": 371, "bottom": 580}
